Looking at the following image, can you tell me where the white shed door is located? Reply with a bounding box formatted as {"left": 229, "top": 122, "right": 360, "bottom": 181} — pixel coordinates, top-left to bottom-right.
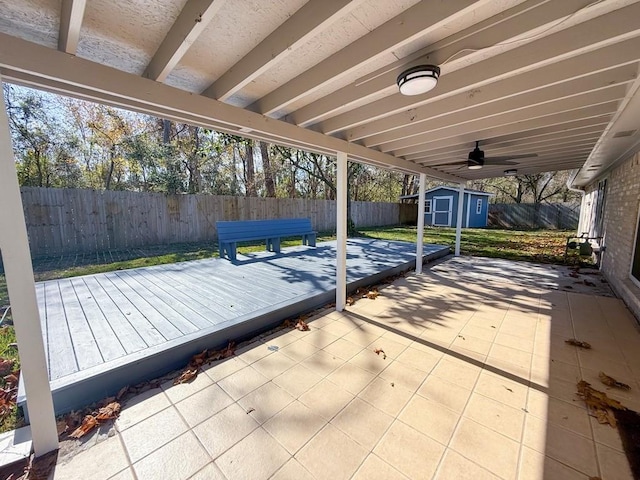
{"left": 432, "top": 196, "right": 453, "bottom": 226}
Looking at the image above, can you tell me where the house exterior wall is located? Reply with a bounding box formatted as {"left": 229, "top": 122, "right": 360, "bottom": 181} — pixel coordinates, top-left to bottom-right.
{"left": 591, "top": 151, "right": 640, "bottom": 320}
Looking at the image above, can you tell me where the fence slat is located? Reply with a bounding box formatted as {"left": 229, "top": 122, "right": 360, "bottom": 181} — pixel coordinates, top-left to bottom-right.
{"left": 488, "top": 203, "right": 579, "bottom": 230}
{"left": 19, "top": 188, "right": 418, "bottom": 258}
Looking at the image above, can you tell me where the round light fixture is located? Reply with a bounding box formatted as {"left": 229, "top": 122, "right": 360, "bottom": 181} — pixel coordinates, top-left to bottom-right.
{"left": 468, "top": 164, "right": 483, "bottom": 170}
{"left": 397, "top": 65, "right": 440, "bottom": 96}
{"left": 504, "top": 169, "right": 518, "bottom": 176}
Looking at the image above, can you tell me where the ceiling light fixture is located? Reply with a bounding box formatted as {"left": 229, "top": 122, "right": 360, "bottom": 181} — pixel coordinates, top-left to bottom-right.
{"left": 504, "top": 169, "right": 518, "bottom": 176}
{"left": 397, "top": 65, "right": 440, "bottom": 96}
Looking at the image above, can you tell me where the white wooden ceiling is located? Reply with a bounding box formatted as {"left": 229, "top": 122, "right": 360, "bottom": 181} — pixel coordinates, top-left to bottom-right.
{"left": 1, "top": 0, "right": 640, "bottom": 185}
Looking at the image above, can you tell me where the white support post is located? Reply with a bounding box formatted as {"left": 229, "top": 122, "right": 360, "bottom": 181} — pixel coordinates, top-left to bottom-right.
{"left": 455, "top": 182, "right": 465, "bottom": 256}
{"left": 336, "top": 151, "right": 348, "bottom": 311}
{"left": 0, "top": 79, "right": 58, "bottom": 455}
{"left": 415, "top": 173, "right": 426, "bottom": 274}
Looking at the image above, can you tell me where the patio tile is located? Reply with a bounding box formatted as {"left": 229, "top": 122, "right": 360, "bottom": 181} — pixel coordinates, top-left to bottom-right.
{"left": 175, "top": 383, "right": 234, "bottom": 427}
{"left": 517, "top": 446, "right": 589, "bottom": 480}
{"left": 320, "top": 319, "right": 358, "bottom": 337}
{"left": 451, "top": 334, "right": 492, "bottom": 357}
{"left": 332, "top": 397, "right": 394, "bottom": 450}
{"left": 358, "top": 377, "right": 413, "bottom": 417}
{"left": 278, "top": 339, "right": 319, "bottom": 362}
{"left": 263, "top": 400, "right": 325, "bottom": 454}
{"left": 395, "top": 346, "right": 440, "bottom": 373}
{"left": 596, "top": 442, "right": 635, "bottom": 480}
{"left": 488, "top": 343, "right": 532, "bottom": 369}
{"left": 120, "top": 406, "right": 188, "bottom": 463}
{"left": 342, "top": 327, "right": 382, "bottom": 347}
{"left": 348, "top": 348, "right": 390, "bottom": 374}
{"left": 526, "top": 393, "right": 591, "bottom": 438}
{"left": 523, "top": 414, "right": 598, "bottom": 477}
{"left": 463, "top": 392, "right": 525, "bottom": 441}
{"left": 474, "top": 370, "right": 528, "bottom": 410}
{"left": 431, "top": 356, "right": 482, "bottom": 390}
{"left": 300, "top": 329, "right": 340, "bottom": 349}
{"left": 351, "top": 454, "right": 409, "bottom": 480}
{"left": 192, "top": 403, "right": 259, "bottom": 459}
{"left": 530, "top": 354, "right": 581, "bottom": 386}
{"left": 204, "top": 356, "right": 247, "bottom": 382}
{"left": 250, "top": 351, "right": 297, "bottom": 378}
{"left": 132, "top": 432, "right": 210, "bottom": 480}
{"left": 296, "top": 424, "right": 367, "bottom": 480}
{"left": 417, "top": 375, "right": 472, "bottom": 413}
{"left": 188, "top": 463, "right": 227, "bottom": 480}
{"left": 272, "top": 363, "right": 322, "bottom": 397}
{"left": 322, "top": 337, "right": 363, "bottom": 360}
{"left": 398, "top": 395, "right": 459, "bottom": 445}
{"left": 460, "top": 324, "right": 498, "bottom": 342}
{"left": 494, "top": 331, "right": 535, "bottom": 353}
{"left": 116, "top": 387, "right": 170, "bottom": 431}
{"left": 216, "top": 428, "right": 289, "bottom": 480}
{"left": 299, "top": 378, "right": 354, "bottom": 420}
{"left": 270, "top": 459, "right": 315, "bottom": 480}
{"left": 162, "top": 371, "right": 213, "bottom": 404}
{"left": 589, "top": 415, "right": 625, "bottom": 452}
{"left": 373, "top": 421, "right": 445, "bottom": 480}
{"left": 238, "top": 382, "right": 295, "bottom": 424}
{"left": 216, "top": 365, "right": 269, "bottom": 400}
{"left": 51, "top": 436, "right": 128, "bottom": 480}
{"left": 379, "top": 360, "right": 429, "bottom": 392}
{"left": 326, "top": 362, "right": 376, "bottom": 395}
{"left": 300, "top": 349, "right": 344, "bottom": 377}
{"left": 368, "top": 336, "right": 408, "bottom": 359}
{"left": 450, "top": 417, "right": 520, "bottom": 480}
{"left": 107, "top": 469, "right": 135, "bottom": 480}
{"left": 235, "top": 341, "right": 276, "bottom": 364}
{"left": 434, "top": 449, "right": 500, "bottom": 480}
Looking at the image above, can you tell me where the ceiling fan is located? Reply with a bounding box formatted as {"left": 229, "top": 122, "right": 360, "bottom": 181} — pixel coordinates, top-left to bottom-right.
{"left": 431, "top": 141, "right": 537, "bottom": 170}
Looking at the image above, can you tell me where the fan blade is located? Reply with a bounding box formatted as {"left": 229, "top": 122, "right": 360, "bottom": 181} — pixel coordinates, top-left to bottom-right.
{"left": 483, "top": 159, "right": 519, "bottom": 165}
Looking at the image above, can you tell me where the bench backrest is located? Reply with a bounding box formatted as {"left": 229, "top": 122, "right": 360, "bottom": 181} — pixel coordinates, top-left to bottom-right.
{"left": 216, "top": 218, "right": 314, "bottom": 242}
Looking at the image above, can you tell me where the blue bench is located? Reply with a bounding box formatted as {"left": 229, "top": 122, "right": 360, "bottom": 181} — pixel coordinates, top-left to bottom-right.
{"left": 216, "top": 218, "right": 317, "bottom": 261}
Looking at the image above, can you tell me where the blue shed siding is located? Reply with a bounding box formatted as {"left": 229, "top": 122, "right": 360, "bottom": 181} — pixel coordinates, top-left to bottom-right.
{"left": 423, "top": 188, "right": 490, "bottom": 228}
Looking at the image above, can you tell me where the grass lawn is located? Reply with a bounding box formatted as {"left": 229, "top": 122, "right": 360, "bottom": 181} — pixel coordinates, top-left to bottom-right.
{"left": 0, "top": 225, "right": 579, "bottom": 433}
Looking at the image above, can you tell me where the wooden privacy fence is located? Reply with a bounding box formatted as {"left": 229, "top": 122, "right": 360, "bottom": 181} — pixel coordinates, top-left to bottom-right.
{"left": 488, "top": 203, "right": 579, "bottom": 230}
{"left": 19, "top": 187, "right": 418, "bottom": 258}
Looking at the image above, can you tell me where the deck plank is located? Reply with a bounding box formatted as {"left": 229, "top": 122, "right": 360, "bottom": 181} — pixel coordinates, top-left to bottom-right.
{"left": 57, "top": 279, "right": 103, "bottom": 371}
{"left": 82, "top": 276, "right": 149, "bottom": 354}
{"left": 43, "top": 282, "right": 78, "bottom": 380}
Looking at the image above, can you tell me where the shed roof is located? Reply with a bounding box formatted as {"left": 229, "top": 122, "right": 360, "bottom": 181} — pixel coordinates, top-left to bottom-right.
{"left": 1, "top": 0, "right": 640, "bottom": 185}
{"left": 400, "top": 187, "right": 495, "bottom": 199}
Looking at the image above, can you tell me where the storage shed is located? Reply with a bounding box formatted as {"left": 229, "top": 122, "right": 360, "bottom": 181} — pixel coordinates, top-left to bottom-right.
{"left": 401, "top": 187, "right": 493, "bottom": 228}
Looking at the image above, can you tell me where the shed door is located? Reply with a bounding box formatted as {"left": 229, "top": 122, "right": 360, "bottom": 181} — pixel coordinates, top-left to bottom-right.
{"left": 432, "top": 196, "right": 453, "bottom": 226}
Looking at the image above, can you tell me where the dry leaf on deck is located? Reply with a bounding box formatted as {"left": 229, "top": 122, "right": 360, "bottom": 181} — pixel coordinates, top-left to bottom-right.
{"left": 576, "top": 380, "right": 626, "bottom": 428}
{"left": 599, "top": 372, "right": 631, "bottom": 391}
{"left": 366, "top": 289, "right": 379, "bottom": 300}
{"left": 373, "top": 348, "right": 386, "bottom": 360}
{"left": 295, "top": 319, "right": 310, "bottom": 331}
{"left": 173, "top": 368, "right": 198, "bottom": 385}
{"left": 69, "top": 415, "right": 99, "bottom": 438}
{"left": 116, "top": 386, "right": 129, "bottom": 400}
{"left": 565, "top": 338, "right": 591, "bottom": 349}
{"left": 4, "top": 372, "right": 19, "bottom": 388}
{"left": 346, "top": 297, "right": 355, "bottom": 306}
{"left": 191, "top": 350, "right": 208, "bottom": 366}
{"left": 96, "top": 402, "right": 121, "bottom": 421}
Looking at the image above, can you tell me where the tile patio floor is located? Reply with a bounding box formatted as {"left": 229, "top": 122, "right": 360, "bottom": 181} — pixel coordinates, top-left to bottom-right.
{"left": 48, "top": 257, "right": 640, "bottom": 480}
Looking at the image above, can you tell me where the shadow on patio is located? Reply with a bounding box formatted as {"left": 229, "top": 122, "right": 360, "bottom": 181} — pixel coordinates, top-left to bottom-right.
{"left": 48, "top": 256, "right": 640, "bottom": 480}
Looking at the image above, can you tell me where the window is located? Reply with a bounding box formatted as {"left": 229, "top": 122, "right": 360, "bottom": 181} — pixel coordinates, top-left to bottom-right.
{"left": 425, "top": 199, "right": 432, "bottom": 214}
{"left": 476, "top": 198, "right": 483, "bottom": 214}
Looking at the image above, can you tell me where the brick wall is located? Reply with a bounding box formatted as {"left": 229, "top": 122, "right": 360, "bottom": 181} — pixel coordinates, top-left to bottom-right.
{"left": 597, "top": 151, "right": 640, "bottom": 320}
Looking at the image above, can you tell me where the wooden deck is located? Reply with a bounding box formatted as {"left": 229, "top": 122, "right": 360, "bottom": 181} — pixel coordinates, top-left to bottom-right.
{"left": 20, "top": 238, "right": 449, "bottom": 415}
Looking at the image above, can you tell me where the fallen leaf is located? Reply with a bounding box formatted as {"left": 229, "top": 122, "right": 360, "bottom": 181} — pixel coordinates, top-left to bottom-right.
{"left": 246, "top": 407, "right": 255, "bottom": 414}
{"left": 346, "top": 297, "right": 355, "bottom": 306}
{"left": 599, "top": 372, "right": 631, "bottom": 391}
{"left": 69, "top": 415, "right": 99, "bottom": 438}
{"left": 56, "top": 420, "right": 68, "bottom": 436}
{"left": 4, "top": 372, "right": 19, "bottom": 388}
{"left": 366, "top": 289, "right": 379, "bottom": 300}
{"left": 173, "top": 367, "right": 198, "bottom": 385}
{"left": 0, "top": 359, "right": 14, "bottom": 376}
{"left": 373, "top": 348, "right": 387, "bottom": 360}
{"left": 584, "top": 280, "right": 596, "bottom": 287}
{"left": 577, "top": 380, "right": 626, "bottom": 428}
{"left": 116, "top": 386, "right": 129, "bottom": 400}
{"left": 295, "top": 319, "right": 310, "bottom": 331}
{"left": 565, "top": 338, "right": 591, "bottom": 349}
{"left": 96, "top": 402, "right": 120, "bottom": 421}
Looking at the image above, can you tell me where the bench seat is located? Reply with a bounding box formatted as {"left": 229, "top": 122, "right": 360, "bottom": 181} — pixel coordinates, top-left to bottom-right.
{"left": 216, "top": 218, "right": 317, "bottom": 261}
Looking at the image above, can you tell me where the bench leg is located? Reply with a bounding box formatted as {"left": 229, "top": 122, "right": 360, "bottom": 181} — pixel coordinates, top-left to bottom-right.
{"left": 266, "top": 238, "right": 281, "bottom": 253}
{"left": 303, "top": 233, "right": 316, "bottom": 247}
{"left": 220, "top": 242, "right": 237, "bottom": 261}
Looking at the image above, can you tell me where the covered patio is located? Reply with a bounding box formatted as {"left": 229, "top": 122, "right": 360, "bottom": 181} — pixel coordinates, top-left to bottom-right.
{"left": 49, "top": 257, "right": 640, "bottom": 479}
{"left": 1, "top": 0, "right": 640, "bottom": 478}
